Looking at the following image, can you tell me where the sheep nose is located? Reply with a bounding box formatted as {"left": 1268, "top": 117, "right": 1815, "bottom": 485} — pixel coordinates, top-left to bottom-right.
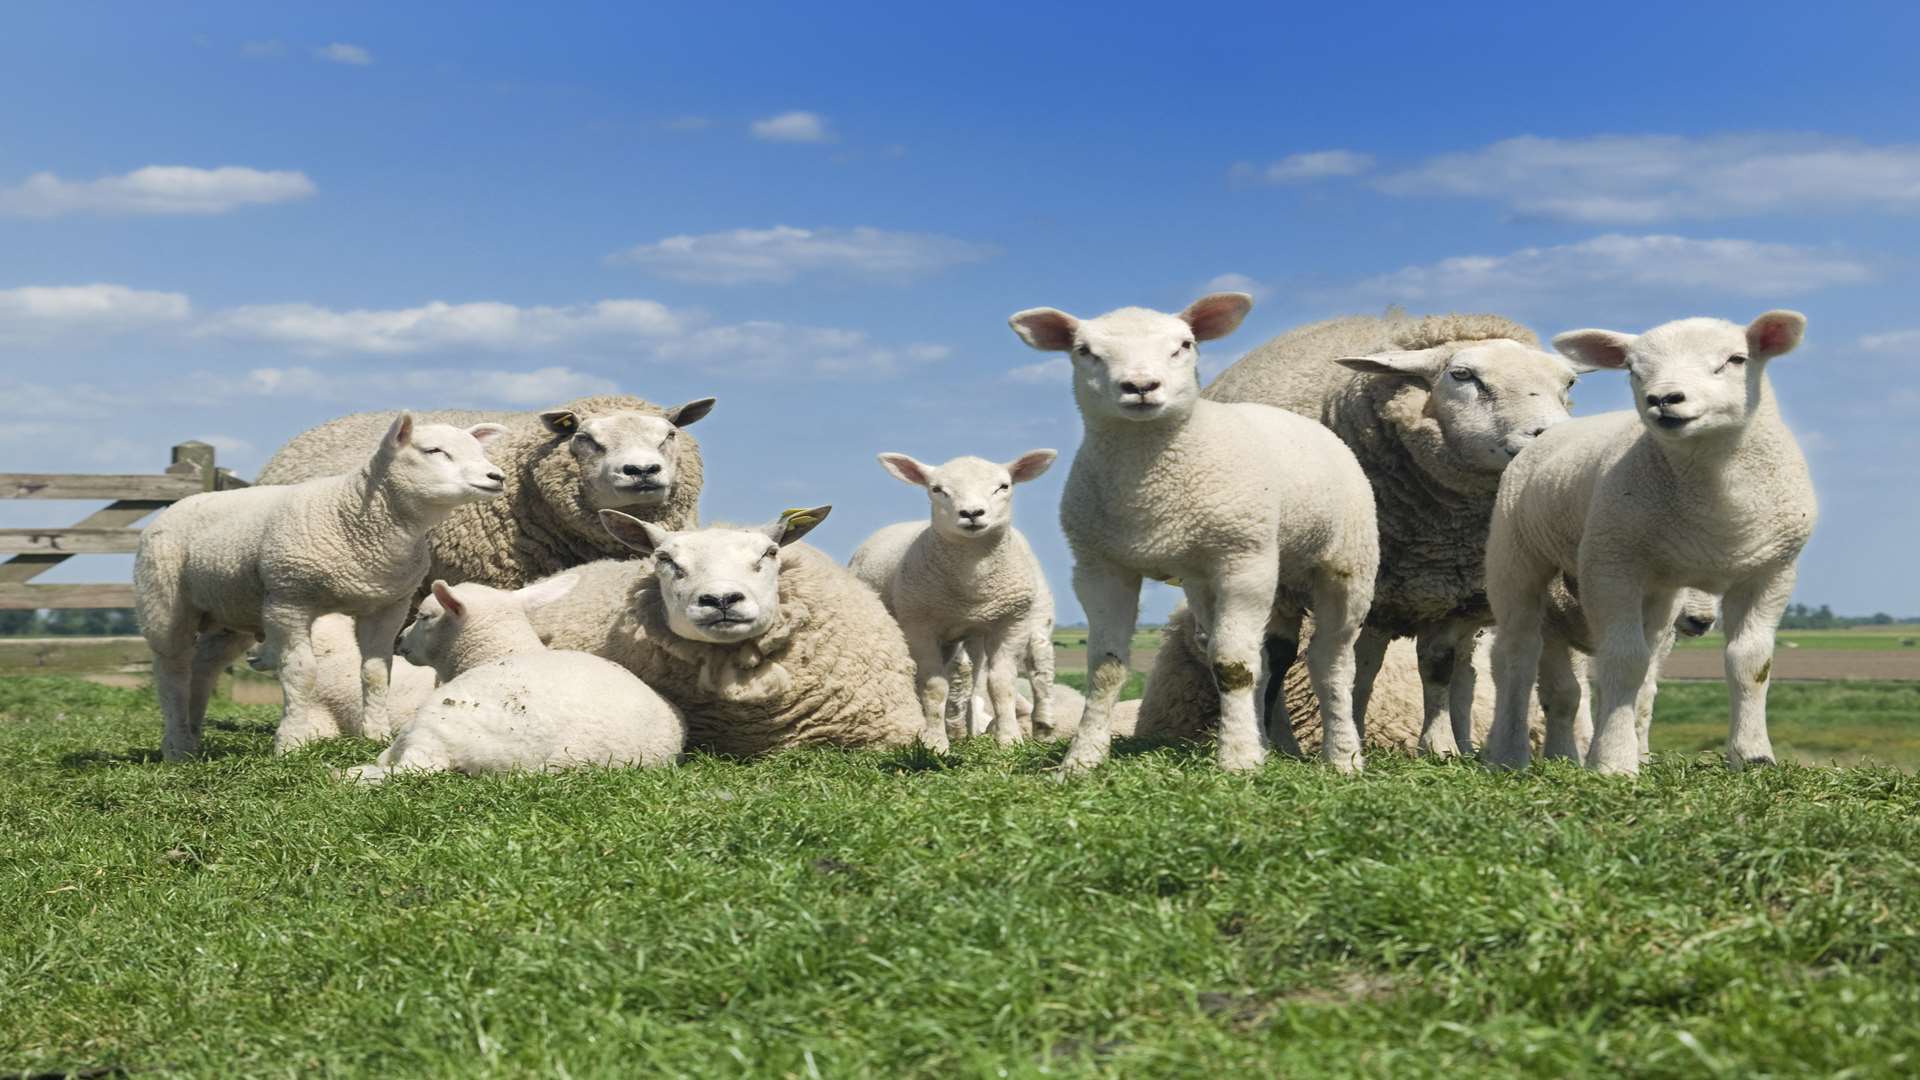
{"left": 623, "top": 463, "right": 663, "bottom": 478}
{"left": 697, "top": 591, "right": 746, "bottom": 610}
{"left": 1119, "top": 380, "right": 1161, "bottom": 396}
{"left": 1645, "top": 392, "right": 1686, "bottom": 408}
{"left": 958, "top": 508, "right": 985, "bottom": 521}
{"left": 485, "top": 470, "right": 505, "bottom": 483}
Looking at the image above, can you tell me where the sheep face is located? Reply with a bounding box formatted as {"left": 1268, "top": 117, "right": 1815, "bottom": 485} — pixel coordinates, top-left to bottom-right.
{"left": 1337, "top": 339, "right": 1581, "bottom": 472}
{"left": 1010, "top": 293, "right": 1253, "bottom": 425}
{"left": 1675, "top": 590, "right": 1720, "bottom": 638}
{"left": 541, "top": 398, "right": 715, "bottom": 513}
{"left": 876, "top": 450, "right": 1056, "bottom": 541}
{"left": 399, "top": 575, "right": 578, "bottom": 675}
{"left": 378, "top": 416, "right": 509, "bottom": 507}
{"left": 599, "top": 505, "right": 831, "bottom": 645}
{"left": 1553, "top": 312, "right": 1805, "bottom": 444}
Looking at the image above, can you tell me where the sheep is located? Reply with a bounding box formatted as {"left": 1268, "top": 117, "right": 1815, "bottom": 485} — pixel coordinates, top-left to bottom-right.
{"left": 1009, "top": 292, "right": 1379, "bottom": 773}
{"left": 344, "top": 575, "right": 684, "bottom": 781}
{"left": 134, "top": 415, "right": 508, "bottom": 759}
{"left": 1538, "top": 583, "right": 1719, "bottom": 763}
{"left": 523, "top": 507, "right": 924, "bottom": 757}
{"left": 848, "top": 450, "right": 1058, "bottom": 751}
{"left": 1202, "top": 312, "right": 1588, "bottom": 758}
{"left": 1485, "top": 312, "right": 1815, "bottom": 775}
{"left": 257, "top": 393, "right": 713, "bottom": 738}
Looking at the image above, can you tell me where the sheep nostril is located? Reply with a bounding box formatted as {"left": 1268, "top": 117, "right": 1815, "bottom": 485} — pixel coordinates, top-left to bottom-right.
{"left": 1527, "top": 426, "right": 1547, "bottom": 438}
{"left": 486, "top": 471, "right": 505, "bottom": 483}
{"left": 721, "top": 592, "right": 746, "bottom": 607}
{"left": 640, "top": 464, "right": 663, "bottom": 476}
{"left": 1120, "top": 380, "right": 1161, "bottom": 396}
{"left": 696, "top": 594, "right": 723, "bottom": 609}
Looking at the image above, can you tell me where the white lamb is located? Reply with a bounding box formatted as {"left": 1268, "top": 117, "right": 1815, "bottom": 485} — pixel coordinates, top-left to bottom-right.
{"left": 134, "top": 415, "right": 507, "bottom": 759}
{"left": 344, "top": 576, "right": 685, "bottom": 781}
{"left": 1485, "top": 312, "right": 1815, "bottom": 775}
{"left": 848, "top": 450, "right": 1058, "bottom": 751}
{"left": 1009, "top": 293, "right": 1379, "bottom": 773}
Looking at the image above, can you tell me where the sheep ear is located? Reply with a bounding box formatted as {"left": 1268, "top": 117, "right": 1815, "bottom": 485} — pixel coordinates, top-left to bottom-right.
{"left": 430, "top": 580, "right": 465, "bottom": 619}
{"left": 1747, "top": 310, "right": 1806, "bottom": 361}
{"left": 768, "top": 505, "right": 831, "bottom": 546}
{"left": 1008, "top": 307, "right": 1080, "bottom": 351}
{"left": 540, "top": 410, "right": 579, "bottom": 437}
{"left": 1335, "top": 349, "right": 1451, "bottom": 383}
{"left": 600, "top": 509, "right": 670, "bottom": 554}
{"left": 1552, "top": 329, "right": 1636, "bottom": 372}
{"left": 515, "top": 573, "right": 578, "bottom": 611}
{"left": 877, "top": 453, "right": 932, "bottom": 487}
{"left": 384, "top": 412, "right": 415, "bottom": 449}
{"left": 467, "top": 422, "right": 509, "bottom": 446}
{"left": 1180, "top": 293, "right": 1253, "bottom": 342}
{"left": 665, "top": 397, "right": 717, "bottom": 428}
{"left": 1006, "top": 449, "right": 1057, "bottom": 484}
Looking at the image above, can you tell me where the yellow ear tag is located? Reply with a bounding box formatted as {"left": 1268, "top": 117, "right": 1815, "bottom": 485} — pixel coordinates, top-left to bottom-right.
{"left": 779, "top": 508, "right": 818, "bottom": 529}
{"left": 557, "top": 415, "right": 576, "bottom": 431}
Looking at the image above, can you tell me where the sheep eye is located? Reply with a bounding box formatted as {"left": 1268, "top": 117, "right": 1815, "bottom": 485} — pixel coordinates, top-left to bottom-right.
{"left": 996, "top": 482, "right": 1010, "bottom": 492}
{"left": 1182, "top": 339, "right": 1194, "bottom": 350}
{"left": 764, "top": 547, "right": 779, "bottom": 559}
{"left": 1728, "top": 354, "right": 1748, "bottom": 366}
{"left": 1449, "top": 369, "right": 1475, "bottom": 383}
{"left": 575, "top": 434, "right": 601, "bottom": 451}
{"left": 665, "top": 430, "right": 677, "bottom": 440}
{"left": 421, "top": 446, "right": 448, "bottom": 457}
{"left": 929, "top": 485, "right": 945, "bottom": 495}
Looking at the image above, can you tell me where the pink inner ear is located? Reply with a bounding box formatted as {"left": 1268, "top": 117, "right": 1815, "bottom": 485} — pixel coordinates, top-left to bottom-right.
{"left": 883, "top": 455, "right": 928, "bottom": 485}
{"left": 1753, "top": 318, "right": 1794, "bottom": 354}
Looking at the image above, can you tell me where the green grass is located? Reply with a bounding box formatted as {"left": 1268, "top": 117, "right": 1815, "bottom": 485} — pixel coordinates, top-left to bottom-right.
{"left": 1052, "top": 630, "right": 1165, "bottom": 653}
{"left": 5, "top": 676, "right": 1920, "bottom": 1077}
{"left": 1674, "top": 627, "right": 1920, "bottom": 650}
{"left": 1649, "top": 680, "right": 1920, "bottom": 768}
{"left": 1055, "top": 670, "right": 1147, "bottom": 702}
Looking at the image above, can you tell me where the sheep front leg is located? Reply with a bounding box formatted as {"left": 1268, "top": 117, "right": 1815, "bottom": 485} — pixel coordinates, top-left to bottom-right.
{"left": 986, "top": 636, "right": 1023, "bottom": 747}
{"left": 1305, "top": 568, "right": 1365, "bottom": 774}
{"left": 1206, "top": 563, "right": 1282, "bottom": 773}
{"left": 1060, "top": 559, "right": 1140, "bottom": 774}
{"left": 1537, "top": 635, "right": 1587, "bottom": 761}
{"left": 263, "top": 601, "right": 331, "bottom": 754}
{"left": 1583, "top": 580, "right": 1666, "bottom": 776}
{"left": 355, "top": 602, "right": 413, "bottom": 740}
{"left": 1348, "top": 626, "right": 1390, "bottom": 747}
{"left": 1721, "top": 567, "right": 1794, "bottom": 770}
{"left": 908, "top": 633, "right": 953, "bottom": 754}
{"left": 964, "top": 636, "right": 992, "bottom": 738}
{"left": 1447, "top": 624, "right": 1480, "bottom": 755}
{"left": 1485, "top": 550, "right": 1555, "bottom": 771}
{"left": 1260, "top": 611, "right": 1305, "bottom": 757}
{"left": 1415, "top": 625, "right": 1463, "bottom": 759}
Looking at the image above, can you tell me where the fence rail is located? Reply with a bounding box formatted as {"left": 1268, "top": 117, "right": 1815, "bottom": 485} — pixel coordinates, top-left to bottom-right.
{"left": 0, "top": 441, "right": 249, "bottom": 613}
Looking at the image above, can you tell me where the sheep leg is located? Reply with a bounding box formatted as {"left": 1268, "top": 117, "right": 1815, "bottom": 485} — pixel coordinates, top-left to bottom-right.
{"left": 1026, "top": 623, "right": 1055, "bottom": 740}
{"left": 908, "top": 633, "right": 953, "bottom": 754}
{"left": 1721, "top": 567, "right": 1793, "bottom": 770}
{"left": 1447, "top": 624, "right": 1480, "bottom": 755}
{"left": 144, "top": 602, "right": 199, "bottom": 761}
{"left": 264, "top": 601, "right": 332, "bottom": 753}
{"left": 1305, "top": 569, "right": 1364, "bottom": 774}
{"left": 1583, "top": 577, "right": 1666, "bottom": 776}
{"left": 1537, "top": 635, "right": 1586, "bottom": 761}
{"left": 1060, "top": 559, "right": 1141, "bottom": 774}
{"left": 1260, "top": 611, "right": 1305, "bottom": 757}
{"left": 1485, "top": 530, "right": 1555, "bottom": 770}
{"left": 1636, "top": 622, "right": 1679, "bottom": 763}
{"left": 987, "top": 636, "right": 1023, "bottom": 747}
{"left": 187, "top": 629, "right": 253, "bottom": 744}
{"left": 1415, "top": 625, "right": 1463, "bottom": 759}
{"left": 354, "top": 602, "right": 412, "bottom": 740}
{"left": 1348, "top": 626, "right": 1390, "bottom": 746}
{"left": 964, "top": 636, "right": 992, "bottom": 738}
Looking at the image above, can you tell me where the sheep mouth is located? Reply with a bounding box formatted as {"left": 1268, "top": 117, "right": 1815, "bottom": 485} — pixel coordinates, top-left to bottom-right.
{"left": 1678, "top": 616, "right": 1715, "bottom": 637}
{"left": 616, "top": 481, "right": 666, "bottom": 494}
{"left": 470, "top": 481, "right": 506, "bottom": 494}
{"left": 1651, "top": 414, "right": 1697, "bottom": 432}
{"left": 959, "top": 522, "right": 989, "bottom": 533}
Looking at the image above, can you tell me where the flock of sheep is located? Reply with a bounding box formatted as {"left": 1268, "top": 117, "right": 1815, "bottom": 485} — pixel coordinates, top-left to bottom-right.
{"left": 130, "top": 292, "right": 1816, "bottom": 781}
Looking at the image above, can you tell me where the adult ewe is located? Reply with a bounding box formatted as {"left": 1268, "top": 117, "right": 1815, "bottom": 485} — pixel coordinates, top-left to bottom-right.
{"left": 849, "top": 450, "right": 1058, "bottom": 751}
{"left": 1485, "top": 312, "right": 1814, "bottom": 775}
{"left": 135, "top": 415, "right": 506, "bottom": 758}
{"left": 1202, "top": 312, "right": 1586, "bottom": 757}
{"left": 345, "top": 576, "right": 684, "bottom": 781}
{"left": 1009, "top": 293, "right": 1378, "bottom": 773}
{"left": 525, "top": 507, "right": 923, "bottom": 757}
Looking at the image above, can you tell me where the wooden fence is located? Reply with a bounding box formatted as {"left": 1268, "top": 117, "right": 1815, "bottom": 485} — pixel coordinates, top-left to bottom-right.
{"left": 0, "top": 442, "right": 248, "bottom": 671}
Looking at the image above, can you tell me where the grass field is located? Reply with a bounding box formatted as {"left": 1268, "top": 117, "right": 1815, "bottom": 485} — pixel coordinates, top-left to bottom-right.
{"left": 5, "top": 676, "right": 1920, "bottom": 1077}
{"left": 1673, "top": 626, "right": 1920, "bottom": 650}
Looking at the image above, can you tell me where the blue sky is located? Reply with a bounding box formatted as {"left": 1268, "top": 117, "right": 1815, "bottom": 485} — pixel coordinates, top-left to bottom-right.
{"left": 4, "top": 1, "right": 1919, "bottom": 621}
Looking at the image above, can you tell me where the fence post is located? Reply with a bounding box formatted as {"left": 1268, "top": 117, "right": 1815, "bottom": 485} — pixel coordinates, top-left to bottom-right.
{"left": 169, "top": 441, "right": 217, "bottom": 493}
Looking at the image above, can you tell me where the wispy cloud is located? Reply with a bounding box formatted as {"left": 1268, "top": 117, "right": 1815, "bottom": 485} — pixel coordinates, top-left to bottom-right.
{"left": 0, "top": 165, "right": 316, "bottom": 217}
{"left": 1860, "top": 329, "right": 1920, "bottom": 354}
{"left": 750, "top": 111, "right": 832, "bottom": 143}
{"left": 607, "top": 225, "right": 995, "bottom": 285}
{"left": 1202, "top": 272, "right": 1270, "bottom": 301}
{"left": 1005, "top": 357, "right": 1071, "bottom": 384}
{"left": 1375, "top": 134, "right": 1920, "bottom": 223}
{"left": 1229, "top": 149, "right": 1375, "bottom": 185}
{"left": 0, "top": 284, "right": 191, "bottom": 338}
{"left": 197, "top": 299, "right": 686, "bottom": 355}
{"left": 223, "top": 365, "right": 619, "bottom": 407}
{"left": 314, "top": 42, "right": 373, "bottom": 66}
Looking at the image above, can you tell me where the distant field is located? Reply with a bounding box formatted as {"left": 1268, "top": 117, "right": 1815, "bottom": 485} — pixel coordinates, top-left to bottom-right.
{"left": 1674, "top": 626, "right": 1920, "bottom": 651}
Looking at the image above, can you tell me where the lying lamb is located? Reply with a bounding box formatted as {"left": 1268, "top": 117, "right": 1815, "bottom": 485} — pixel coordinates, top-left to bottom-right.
{"left": 524, "top": 507, "right": 923, "bottom": 757}
{"left": 258, "top": 393, "right": 713, "bottom": 738}
{"left": 344, "top": 576, "right": 684, "bottom": 781}
{"left": 1486, "top": 312, "right": 1815, "bottom": 775}
{"left": 849, "top": 450, "right": 1058, "bottom": 751}
{"left": 135, "top": 414, "right": 507, "bottom": 758}
{"left": 1009, "top": 292, "right": 1379, "bottom": 773}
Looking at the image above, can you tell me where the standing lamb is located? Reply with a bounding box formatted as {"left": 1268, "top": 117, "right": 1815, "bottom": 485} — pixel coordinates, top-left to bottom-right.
{"left": 134, "top": 415, "right": 507, "bottom": 758}
{"left": 848, "top": 450, "right": 1058, "bottom": 751}
{"left": 1008, "top": 293, "right": 1379, "bottom": 773}
{"left": 1199, "top": 313, "right": 1586, "bottom": 756}
{"left": 345, "top": 576, "right": 684, "bottom": 781}
{"left": 1485, "top": 312, "right": 1815, "bottom": 775}
{"left": 257, "top": 393, "right": 713, "bottom": 737}
{"left": 524, "top": 507, "right": 924, "bottom": 757}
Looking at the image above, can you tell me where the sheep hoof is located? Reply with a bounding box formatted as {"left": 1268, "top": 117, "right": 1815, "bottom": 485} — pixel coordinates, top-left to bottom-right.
{"left": 1418, "top": 737, "right": 1461, "bottom": 760}
{"left": 1216, "top": 742, "right": 1267, "bottom": 773}
{"left": 1731, "top": 753, "right": 1777, "bottom": 770}
{"left": 1326, "top": 751, "right": 1365, "bottom": 775}
{"left": 917, "top": 731, "right": 950, "bottom": 756}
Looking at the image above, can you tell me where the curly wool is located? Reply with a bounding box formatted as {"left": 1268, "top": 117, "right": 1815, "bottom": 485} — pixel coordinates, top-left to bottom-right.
{"left": 527, "top": 543, "right": 922, "bottom": 757}
{"left": 258, "top": 394, "right": 703, "bottom": 589}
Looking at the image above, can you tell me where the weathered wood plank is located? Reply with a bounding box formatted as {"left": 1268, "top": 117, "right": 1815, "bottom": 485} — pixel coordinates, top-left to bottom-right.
{"left": 0, "top": 583, "right": 137, "bottom": 610}
{"left": 0, "top": 500, "right": 169, "bottom": 585}
{"left": 0, "top": 528, "right": 145, "bottom": 555}
{"left": 0, "top": 473, "right": 202, "bottom": 501}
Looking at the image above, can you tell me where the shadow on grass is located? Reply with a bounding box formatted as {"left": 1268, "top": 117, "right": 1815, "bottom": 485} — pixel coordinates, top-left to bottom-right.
{"left": 60, "top": 741, "right": 258, "bottom": 770}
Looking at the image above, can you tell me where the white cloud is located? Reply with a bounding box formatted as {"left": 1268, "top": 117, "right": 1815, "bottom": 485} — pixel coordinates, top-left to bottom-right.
{"left": 0, "top": 284, "right": 191, "bottom": 337}
{"left": 1006, "top": 357, "right": 1070, "bottom": 384}
{"left": 664, "top": 323, "right": 950, "bottom": 377}
{"left": 1860, "top": 330, "right": 1920, "bottom": 354}
{"left": 226, "top": 366, "right": 617, "bottom": 406}
{"left": 1376, "top": 134, "right": 1920, "bottom": 223}
{"left": 0, "top": 165, "right": 316, "bottom": 217}
{"left": 1203, "top": 272, "right": 1269, "bottom": 301}
{"left": 607, "top": 225, "right": 995, "bottom": 285}
{"left": 240, "top": 40, "right": 286, "bottom": 59}
{"left": 314, "top": 42, "right": 373, "bottom": 66}
{"left": 750, "top": 111, "right": 831, "bottom": 143}
{"left": 1229, "top": 149, "right": 1375, "bottom": 185}
{"left": 1335, "top": 234, "right": 1869, "bottom": 309}
{"left": 198, "top": 298, "right": 686, "bottom": 355}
